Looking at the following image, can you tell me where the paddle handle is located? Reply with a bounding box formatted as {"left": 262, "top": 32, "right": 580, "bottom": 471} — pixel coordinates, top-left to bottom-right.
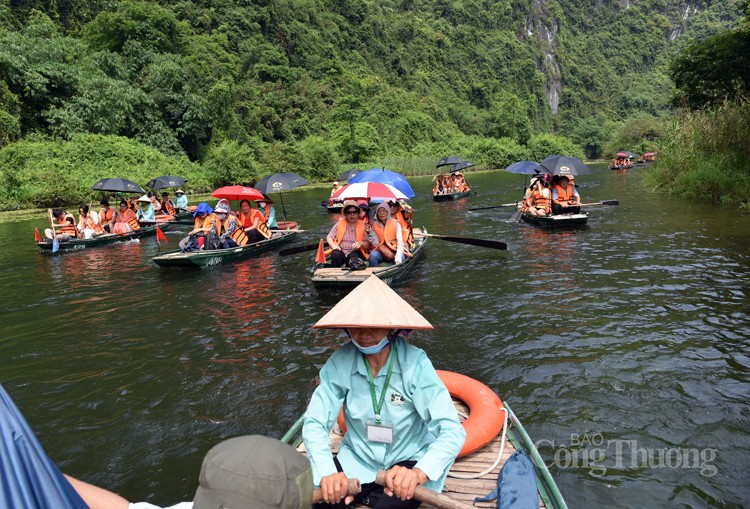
{"left": 468, "top": 202, "right": 520, "bottom": 211}
{"left": 311, "top": 478, "right": 362, "bottom": 504}
{"left": 375, "top": 470, "right": 474, "bottom": 509}
{"left": 580, "top": 200, "right": 619, "bottom": 206}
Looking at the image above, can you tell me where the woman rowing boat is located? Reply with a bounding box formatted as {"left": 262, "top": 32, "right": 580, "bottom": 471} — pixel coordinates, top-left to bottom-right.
{"left": 303, "top": 276, "right": 465, "bottom": 508}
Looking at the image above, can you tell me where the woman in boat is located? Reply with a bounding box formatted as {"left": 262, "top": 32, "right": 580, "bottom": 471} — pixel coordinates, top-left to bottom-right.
{"left": 136, "top": 194, "right": 155, "bottom": 222}
{"left": 236, "top": 199, "right": 270, "bottom": 244}
{"left": 160, "top": 192, "right": 176, "bottom": 216}
{"left": 77, "top": 204, "right": 104, "bottom": 239}
{"left": 214, "top": 200, "right": 248, "bottom": 249}
{"left": 522, "top": 177, "right": 551, "bottom": 217}
{"left": 551, "top": 176, "right": 581, "bottom": 215}
{"left": 113, "top": 201, "right": 140, "bottom": 234}
{"left": 174, "top": 189, "right": 189, "bottom": 212}
{"left": 388, "top": 200, "right": 413, "bottom": 250}
{"left": 99, "top": 200, "right": 114, "bottom": 233}
{"left": 357, "top": 200, "right": 372, "bottom": 226}
{"left": 256, "top": 195, "right": 278, "bottom": 229}
{"left": 368, "top": 202, "right": 404, "bottom": 268}
{"left": 45, "top": 208, "right": 78, "bottom": 241}
{"left": 326, "top": 200, "right": 378, "bottom": 269}
{"left": 303, "top": 275, "right": 465, "bottom": 508}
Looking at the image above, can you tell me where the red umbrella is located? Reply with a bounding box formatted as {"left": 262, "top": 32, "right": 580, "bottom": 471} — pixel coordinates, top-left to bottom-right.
{"left": 643, "top": 152, "right": 655, "bottom": 157}
{"left": 211, "top": 185, "right": 265, "bottom": 202}
{"left": 331, "top": 182, "right": 408, "bottom": 202}
{"left": 615, "top": 151, "right": 628, "bottom": 157}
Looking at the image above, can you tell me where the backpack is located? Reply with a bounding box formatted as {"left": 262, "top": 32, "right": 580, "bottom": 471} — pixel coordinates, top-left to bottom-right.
{"left": 474, "top": 448, "right": 538, "bottom": 509}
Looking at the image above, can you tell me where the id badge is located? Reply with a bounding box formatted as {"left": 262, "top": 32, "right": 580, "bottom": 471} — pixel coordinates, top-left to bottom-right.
{"left": 367, "top": 421, "right": 394, "bottom": 444}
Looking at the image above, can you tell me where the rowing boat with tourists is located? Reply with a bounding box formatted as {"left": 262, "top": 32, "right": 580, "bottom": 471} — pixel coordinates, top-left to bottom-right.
{"left": 284, "top": 275, "right": 567, "bottom": 509}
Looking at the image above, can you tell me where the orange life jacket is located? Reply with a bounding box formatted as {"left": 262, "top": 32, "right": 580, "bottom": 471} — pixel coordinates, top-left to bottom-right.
{"left": 222, "top": 215, "right": 249, "bottom": 246}
{"left": 117, "top": 208, "right": 141, "bottom": 231}
{"left": 161, "top": 199, "right": 175, "bottom": 215}
{"left": 194, "top": 213, "right": 220, "bottom": 236}
{"left": 333, "top": 217, "right": 369, "bottom": 259}
{"left": 236, "top": 209, "right": 270, "bottom": 239}
{"left": 80, "top": 213, "right": 104, "bottom": 233}
{"left": 373, "top": 219, "right": 399, "bottom": 250}
{"left": 554, "top": 185, "right": 576, "bottom": 205}
{"left": 100, "top": 208, "right": 113, "bottom": 223}
{"left": 56, "top": 212, "right": 78, "bottom": 237}
{"left": 529, "top": 189, "right": 551, "bottom": 214}
{"left": 391, "top": 210, "right": 413, "bottom": 247}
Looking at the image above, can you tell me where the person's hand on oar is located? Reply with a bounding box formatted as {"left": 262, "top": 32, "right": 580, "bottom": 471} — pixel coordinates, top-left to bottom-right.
{"left": 318, "top": 471, "right": 357, "bottom": 505}
{"left": 383, "top": 464, "right": 428, "bottom": 501}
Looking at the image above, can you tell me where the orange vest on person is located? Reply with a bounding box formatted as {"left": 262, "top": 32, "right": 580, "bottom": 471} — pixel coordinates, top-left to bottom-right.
{"left": 554, "top": 185, "right": 576, "bottom": 205}
{"left": 194, "top": 213, "right": 220, "bottom": 236}
{"left": 100, "top": 208, "right": 113, "bottom": 223}
{"left": 236, "top": 209, "right": 270, "bottom": 239}
{"left": 56, "top": 212, "right": 78, "bottom": 237}
{"left": 529, "top": 189, "right": 551, "bottom": 214}
{"left": 333, "top": 217, "right": 369, "bottom": 259}
{"left": 221, "top": 215, "right": 249, "bottom": 246}
{"left": 117, "top": 208, "right": 140, "bottom": 231}
{"left": 391, "top": 210, "right": 413, "bottom": 247}
{"left": 80, "top": 213, "right": 104, "bottom": 233}
{"left": 161, "top": 199, "right": 175, "bottom": 215}
{"left": 373, "top": 219, "right": 399, "bottom": 250}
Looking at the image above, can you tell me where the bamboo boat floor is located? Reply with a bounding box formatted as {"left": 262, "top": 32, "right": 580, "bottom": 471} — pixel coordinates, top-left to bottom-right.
{"left": 297, "top": 399, "right": 545, "bottom": 508}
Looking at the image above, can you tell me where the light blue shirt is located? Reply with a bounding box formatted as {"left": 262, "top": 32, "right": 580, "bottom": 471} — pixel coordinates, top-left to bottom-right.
{"left": 137, "top": 203, "right": 155, "bottom": 221}
{"left": 259, "top": 204, "right": 277, "bottom": 228}
{"left": 174, "top": 194, "right": 188, "bottom": 210}
{"left": 303, "top": 338, "right": 465, "bottom": 492}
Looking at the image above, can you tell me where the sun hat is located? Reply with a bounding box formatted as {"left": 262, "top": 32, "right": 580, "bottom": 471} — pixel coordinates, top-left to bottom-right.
{"left": 255, "top": 194, "right": 273, "bottom": 204}
{"left": 192, "top": 435, "right": 313, "bottom": 509}
{"left": 333, "top": 181, "right": 339, "bottom": 186}
{"left": 214, "top": 202, "right": 230, "bottom": 214}
{"left": 193, "top": 202, "right": 214, "bottom": 217}
{"left": 137, "top": 194, "right": 151, "bottom": 203}
{"left": 342, "top": 200, "right": 359, "bottom": 214}
{"left": 314, "top": 275, "right": 433, "bottom": 330}
{"left": 175, "top": 189, "right": 185, "bottom": 194}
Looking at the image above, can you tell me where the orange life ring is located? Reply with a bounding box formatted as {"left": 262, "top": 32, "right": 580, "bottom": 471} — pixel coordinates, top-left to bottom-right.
{"left": 336, "top": 370, "right": 505, "bottom": 458}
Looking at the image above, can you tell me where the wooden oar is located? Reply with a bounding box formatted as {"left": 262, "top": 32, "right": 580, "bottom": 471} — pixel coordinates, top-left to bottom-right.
{"left": 580, "top": 200, "right": 619, "bottom": 206}
{"left": 415, "top": 233, "right": 507, "bottom": 250}
{"left": 279, "top": 242, "right": 328, "bottom": 256}
{"left": 468, "top": 202, "right": 520, "bottom": 211}
{"left": 311, "top": 478, "right": 362, "bottom": 504}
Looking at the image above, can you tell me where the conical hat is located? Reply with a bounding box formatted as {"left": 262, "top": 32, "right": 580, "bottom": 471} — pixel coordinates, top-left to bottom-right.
{"left": 313, "top": 276, "right": 433, "bottom": 330}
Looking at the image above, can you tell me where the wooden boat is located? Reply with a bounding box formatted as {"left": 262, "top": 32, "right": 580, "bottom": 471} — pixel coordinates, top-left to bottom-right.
{"left": 520, "top": 212, "right": 588, "bottom": 228}
{"left": 321, "top": 201, "right": 345, "bottom": 213}
{"left": 36, "top": 223, "right": 172, "bottom": 252}
{"left": 310, "top": 228, "right": 427, "bottom": 289}
{"left": 433, "top": 189, "right": 472, "bottom": 202}
{"left": 152, "top": 227, "right": 302, "bottom": 268}
{"left": 282, "top": 372, "right": 567, "bottom": 509}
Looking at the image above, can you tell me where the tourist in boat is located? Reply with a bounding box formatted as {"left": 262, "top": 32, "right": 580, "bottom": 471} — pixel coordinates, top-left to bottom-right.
{"left": 236, "top": 199, "right": 270, "bottom": 243}
{"left": 99, "top": 200, "right": 114, "bottom": 233}
{"left": 551, "top": 176, "right": 581, "bottom": 215}
{"left": 136, "top": 194, "right": 155, "bottom": 222}
{"left": 522, "top": 176, "right": 551, "bottom": 217}
{"left": 113, "top": 200, "right": 140, "bottom": 234}
{"left": 67, "top": 435, "right": 314, "bottom": 509}
{"left": 174, "top": 189, "right": 189, "bottom": 212}
{"left": 303, "top": 275, "right": 465, "bottom": 508}
{"left": 45, "top": 208, "right": 78, "bottom": 241}
{"left": 77, "top": 204, "right": 104, "bottom": 239}
{"left": 160, "top": 192, "right": 176, "bottom": 216}
{"left": 357, "top": 200, "right": 371, "bottom": 226}
{"left": 213, "top": 200, "right": 249, "bottom": 249}
{"left": 368, "top": 202, "right": 405, "bottom": 268}
{"left": 326, "top": 200, "right": 377, "bottom": 269}
{"left": 189, "top": 202, "right": 218, "bottom": 236}
{"left": 388, "top": 200, "right": 414, "bottom": 249}
{"left": 256, "top": 194, "right": 278, "bottom": 229}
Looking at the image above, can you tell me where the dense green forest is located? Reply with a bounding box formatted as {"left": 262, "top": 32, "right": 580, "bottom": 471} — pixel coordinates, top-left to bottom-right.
{"left": 0, "top": 0, "right": 746, "bottom": 209}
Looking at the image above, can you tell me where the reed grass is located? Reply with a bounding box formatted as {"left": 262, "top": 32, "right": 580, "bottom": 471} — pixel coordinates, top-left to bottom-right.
{"left": 645, "top": 99, "right": 750, "bottom": 207}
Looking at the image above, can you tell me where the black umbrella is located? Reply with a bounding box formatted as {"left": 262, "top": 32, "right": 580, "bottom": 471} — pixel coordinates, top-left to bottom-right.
{"left": 539, "top": 155, "right": 591, "bottom": 176}
{"left": 338, "top": 169, "right": 361, "bottom": 182}
{"left": 253, "top": 172, "right": 310, "bottom": 224}
{"left": 504, "top": 161, "right": 543, "bottom": 174}
{"left": 450, "top": 161, "right": 475, "bottom": 173}
{"left": 91, "top": 178, "right": 145, "bottom": 194}
{"left": 436, "top": 156, "right": 463, "bottom": 168}
{"left": 146, "top": 175, "right": 187, "bottom": 190}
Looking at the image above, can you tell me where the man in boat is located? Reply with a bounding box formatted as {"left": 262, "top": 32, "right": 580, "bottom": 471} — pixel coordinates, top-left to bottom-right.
{"left": 174, "top": 189, "right": 189, "bottom": 213}
{"left": 45, "top": 208, "right": 78, "bottom": 241}
{"left": 303, "top": 275, "right": 465, "bottom": 508}
{"left": 99, "top": 200, "right": 115, "bottom": 233}
{"left": 551, "top": 176, "right": 581, "bottom": 215}
{"left": 522, "top": 177, "right": 551, "bottom": 217}
{"left": 326, "top": 200, "right": 378, "bottom": 269}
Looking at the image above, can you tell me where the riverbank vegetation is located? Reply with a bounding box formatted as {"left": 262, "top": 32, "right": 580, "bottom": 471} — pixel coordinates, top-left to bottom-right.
{"left": 0, "top": 1, "right": 745, "bottom": 210}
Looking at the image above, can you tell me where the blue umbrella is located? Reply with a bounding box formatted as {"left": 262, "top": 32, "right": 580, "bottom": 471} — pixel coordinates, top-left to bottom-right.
{"left": 348, "top": 169, "right": 415, "bottom": 199}
{"left": 504, "top": 161, "right": 543, "bottom": 174}
{"left": 0, "top": 384, "right": 89, "bottom": 508}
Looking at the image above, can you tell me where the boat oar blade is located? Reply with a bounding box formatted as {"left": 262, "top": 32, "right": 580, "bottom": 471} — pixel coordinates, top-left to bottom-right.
{"left": 52, "top": 236, "right": 60, "bottom": 253}
{"left": 420, "top": 233, "right": 507, "bottom": 250}
{"left": 279, "top": 243, "right": 325, "bottom": 256}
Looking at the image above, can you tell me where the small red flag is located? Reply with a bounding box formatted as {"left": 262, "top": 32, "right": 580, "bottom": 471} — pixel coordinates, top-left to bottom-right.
{"left": 156, "top": 226, "right": 168, "bottom": 244}
{"left": 315, "top": 239, "right": 327, "bottom": 264}
{"left": 34, "top": 227, "right": 41, "bottom": 242}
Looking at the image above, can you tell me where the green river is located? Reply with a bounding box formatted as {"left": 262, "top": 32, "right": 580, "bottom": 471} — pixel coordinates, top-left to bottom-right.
{"left": 1, "top": 164, "right": 748, "bottom": 508}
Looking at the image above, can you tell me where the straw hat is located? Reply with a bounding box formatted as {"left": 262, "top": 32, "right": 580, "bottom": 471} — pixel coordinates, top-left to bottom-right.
{"left": 341, "top": 200, "right": 359, "bottom": 214}
{"left": 313, "top": 276, "right": 433, "bottom": 330}
{"left": 137, "top": 194, "right": 151, "bottom": 203}
{"left": 175, "top": 189, "right": 185, "bottom": 194}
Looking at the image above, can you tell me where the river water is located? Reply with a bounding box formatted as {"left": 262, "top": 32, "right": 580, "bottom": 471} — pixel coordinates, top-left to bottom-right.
{"left": 1, "top": 164, "right": 748, "bottom": 508}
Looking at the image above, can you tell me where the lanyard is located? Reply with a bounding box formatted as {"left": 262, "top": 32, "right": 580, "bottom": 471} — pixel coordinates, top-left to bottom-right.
{"left": 362, "top": 341, "right": 397, "bottom": 424}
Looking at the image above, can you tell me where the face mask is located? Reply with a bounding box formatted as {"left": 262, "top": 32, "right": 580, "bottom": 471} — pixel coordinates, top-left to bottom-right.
{"left": 350, "top": 336, "right": 390, "bottom": 355}
{"left": 258, "top": 202, "right": 267, "bottom": 208}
